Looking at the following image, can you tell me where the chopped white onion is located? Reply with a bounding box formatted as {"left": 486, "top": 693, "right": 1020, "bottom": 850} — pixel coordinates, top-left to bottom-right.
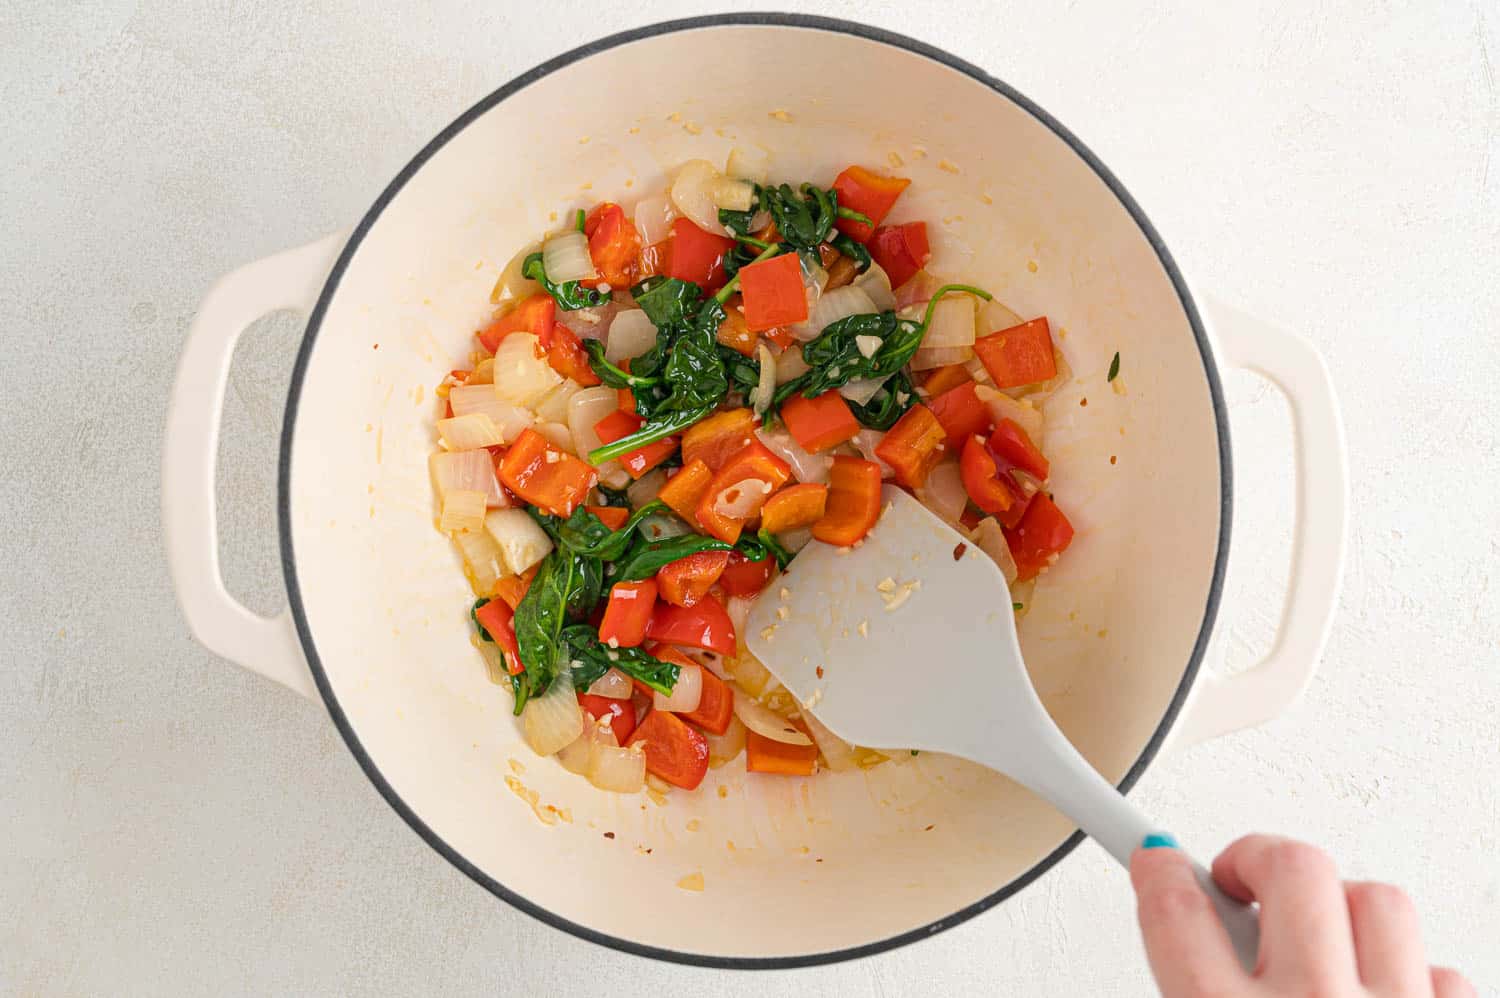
{"left": 587, "top": 732, "right": 647, "bottom": 793}
{"left": 921, "top": 295, "right": 978, "bottom": 349}
{"left": 627, "top": 468, "right": 668, "bottom": 510}
{"left": 971, "top": 516, "right": 1019, "bottom": 584}
{"left": 725, "top": 145, "right": 771, "bottom": 185}
{"left": 711, "top": 478, "right": 772, "bottom": 520}
{"left": 492, "top": 333, "right": 562, "bottom": 407}
{"left": 779, "top": 527, "right": 813, "bottom": 554}
{"left": 534, "top": 420, "right": 574, "bottom": 454}
{"left": 670, "top": 159, "right": 728, "bottom": 234}
{"left": 981, "top": 297, "right": 1025, "bottom": 333}
{"left": 636, "top": 512, "right": 690, "bottom": 542}
{"left": 567, "top": 386, "right": 627, "bottom": 485}
{"left": 733, "top": 695, "right": 813, "bottom": 746}
{"left": 490, "top": 239, "right": 543, "bottom": 304}
{"left": 604, "top": 309, "right": 658, "bottom": 365}
{"left": 724, "top": 596, "right": 753, "bottom": 644}
{"left": 773, "top": 344, "right": 811, "bottom": 385}
{"left": 429, "top": 449, "right": 505, "bottom": 508}
{"left": 439, "top": 489, "right": 487, "bottom": 534}
{"left": 438, "top": 412, "right": 503, "bottom": 451}
{"left": 975, "top": 384, "right": 1044, "bottom": 443}
{"left": 587, "top": 668, "right": 635, "bottom": 700}
{"left": 711, "top": 176, "right": 755, "bottom": 212}
{"left": 916, "top": 459, "right": 967, "bottom": 525}
{"left": 751, "top": 342, "right": 776, "bottom": 416}
{"left": 910, "top": 344, "right": 974, "bottom": 371}
{"left": 838, "top": 375, "right": 891, "bottom": 406}
{"left": 556, "top": 726, "right": 594, "bottom": 775}
{"left": 534, "top": 379, "right": 584, "bottom": 424}
{"left": 523, "top": 664, "right": 584, "bottom": 756}
{"left": 453, "top": 527, "right": 508, "bottom": 594}
{"left": 852, "top": 428, "right": 894, "bottom": 477}
{"left": 965, "top": 354, "right": 995, "bottom": 386}
{"left": 449, "top": 384, "right": 534, "bottom": 442}
{"left": 799, "top": 286, "right": 876, "bottom": 342}
{"left": 633, "top": 194, "right": 677, "bottom": 245}
{"left": 851, "top": 263, "right": 897, "bottom": 312}
{"left": 756, "top": 426, "right": 832, "bottom": 484}
{"left": 800, "top": 710, "right": 858, "bottom": 772}
{"left": 542, "top": 229, "right": 596, "bottom": 283}
{"left": 484, "top": 507, "right": 554, "bottom": 575}
{"left": 894, "top": 270, "right": 941, "bottom": 307}
{"left": 466, "top": 358, "right": 495, "bottom": 385}
{"left": 652, "top": 663, "right": 703, "bottom": 713}
{"left": 704, "top": 714, "right": 747, "bottom": 767}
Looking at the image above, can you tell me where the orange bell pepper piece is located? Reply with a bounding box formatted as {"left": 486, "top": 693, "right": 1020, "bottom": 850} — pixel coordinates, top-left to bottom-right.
{"left": 544, "top": 324, "right": 602, "bottom": 387}
{"left": 626, "top": 710, "right": 710, "bottom": 789}
{"left": 491, "top": 564, "right": 537, "bottom": 611}
{"left": 594, "top": 409, "right": 679, "bottom": 478}
{"left": 831, "top": 165, "right": 911, "bottom": 242}
{"left": 695, "top": 439, "right": 792, "bottom": 544}
{"left": 598, "top": 579, "right": 658, "bottom": 649}
{"left": 811, "top": 455, "right": 883, "bottom": 546}
{"left": 680, "top": 408, "right": 757, "bottom": 471}
{"left": 656, "top": 460, "right": 714, "bottom": 525}
{"left": 477, "top": 294, "right": 555, "bottom": 353}
{"left": 497, "top": 428, "right": 598, "bottom": 517}
{"left": 875, "top": 404, "right": 947, "bottom": 489}
{"left": 973, "top": 318, "right": 1057, "bottom": 389}
{"left": 779, "top": 391, "right": 860, "bottom": 452}
{"left": 922, "top": 362, "right": 973, "bottom": 397}
{"left": 746, "top": 727, "right": 818, "bottom": 776}
{"left": 738, "top": 252, "right": 809, "bottom": 331}
{"left": 655, "top": 550, "right": 731, "bottom": 608}
{"left": 585, "top": 505, "right": 629, "bottom": 530}
{"left": 759, "top": 482, "right": 829, "bottom": 534}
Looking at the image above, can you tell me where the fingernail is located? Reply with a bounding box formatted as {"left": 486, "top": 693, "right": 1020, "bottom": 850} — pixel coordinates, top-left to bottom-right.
{"left": 1142, "top": 833, "right": 1179, "bottom": 850}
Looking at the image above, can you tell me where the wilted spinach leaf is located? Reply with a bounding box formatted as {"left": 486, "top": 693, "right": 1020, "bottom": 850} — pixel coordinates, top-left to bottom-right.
{"left": 562, "top": 624, "right": 681, "bottom": 695}
{"left": 522, "top": 252, "right": 610, "bottom": 311}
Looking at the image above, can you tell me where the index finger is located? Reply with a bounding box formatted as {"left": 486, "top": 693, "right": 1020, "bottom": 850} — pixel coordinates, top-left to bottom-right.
{"left": 1131, "top": 844, "right": 1247, "bottom": 998}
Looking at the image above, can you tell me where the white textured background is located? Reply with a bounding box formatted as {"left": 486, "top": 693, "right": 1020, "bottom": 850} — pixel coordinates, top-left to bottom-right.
{"left": 2, "top": 1, "right": 1497, "bottom": 995}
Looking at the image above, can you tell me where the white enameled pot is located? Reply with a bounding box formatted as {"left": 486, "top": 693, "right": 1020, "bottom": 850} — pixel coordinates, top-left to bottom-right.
{"left": 162, "top": 15, "right": 1347, "bottom": 967}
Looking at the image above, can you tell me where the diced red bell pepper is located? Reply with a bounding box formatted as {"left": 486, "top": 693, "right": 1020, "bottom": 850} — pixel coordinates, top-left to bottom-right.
{"left": 695, "top": 439, "right": 793, "bottom": 544}
{"left": 545, "top": 323, "right": 602, "bottom": 387}
{"left": 491, "top": 564, "right": 537, "bottom": 612}
{"left": 646, "top": 595, "right": 737, "bottom": 656}
{"left": 593, "top": 409, "right": 679, "bottom": 478}
{"left": 737, "top": 252, "right": 808, "bottom": 331}
{"left": 679, "top": 667, "right": 735, "bottom": 735}
{"left": 762, "top": 325, "right": 795, "bottom": 349}
{"left": 745, "top": 728, "right": 818, "bottom": 776}
{"left": 867, "top": 221, "right": 931, "bottom": 289}
{"left": 474, "top": 599, "right": 524, "bottom": 674}
{"left": 718, "top": 549, "right": 775, "bottom": 596}
{"left": 759, "top": 482, "right": 829, "bottom": 534}
{"left": 987, "top": 418, "right": 1049, "bottom": 482}
{"left": 583, "top": 202, "right": 641, "bottom": 289}
{"left": 586, "top": 505, "right": 629, "bottom": 530}
{"left": 831, "top": 165, "right": 911, "bottom": 243}
{"left": 680, "top": 408, "right": 757, "bottom": 470}
{"left": 656, "top": 459, "right": 714, "bottom": 525}
{"left": 1004, "top": 492, "right": 1074, "bottom": 582}
{"left": 663, "top": 217, "right": 736, "bottom": 291}
{"left": 959, "top": 505, "right": 985, "bottom": 531}
{"left": 598, "top": 579, "right": 658, "bottom": 649}
{"left": 578, "top": 693, "right": 637, "bottom": 744}
{"left": 627, "top": 709, "right": 710, "bottom": 789}
{"left": 875, "top": 403, "right": 947, "bottom": 489}
{"left": 959, "top": 434, "right": 1016, "bottom": 517}
{"left": 922, "top": 363, "right": 972, "bottom": 397}
{"left": 655, "top": 550, "right": 731, "bottom": 608}
{"left": 498, "top": 428, "right": 598, "bottom": 517}
{"left": 811, "top": 455, "right": 883, "bottom": 546}
{"left": 477, "top": 294, "right": 555, "bottom": 353}
{"left": 779, "top": 391, "right": 860, "bottom": 453}
{"left": 926, "top": 381, "right": 992, "bottom": 451}
{"left": 973, "top": 318, "right": 1057, "bottom": 389}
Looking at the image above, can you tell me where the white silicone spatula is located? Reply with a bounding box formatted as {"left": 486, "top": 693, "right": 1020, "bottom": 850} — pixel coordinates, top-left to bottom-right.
{"left": 745, "top": 486, "right": 1260, "bottom": 968}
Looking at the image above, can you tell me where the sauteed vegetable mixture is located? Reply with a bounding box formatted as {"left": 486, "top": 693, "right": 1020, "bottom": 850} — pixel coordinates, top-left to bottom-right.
{"left": 430, "top": 155, "right": 1075, "bottom": 794}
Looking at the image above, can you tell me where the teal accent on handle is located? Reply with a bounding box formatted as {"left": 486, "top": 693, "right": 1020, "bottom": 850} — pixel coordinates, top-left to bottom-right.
{"left": 1142, "top": 833, "right": 1179, "bottom": 850}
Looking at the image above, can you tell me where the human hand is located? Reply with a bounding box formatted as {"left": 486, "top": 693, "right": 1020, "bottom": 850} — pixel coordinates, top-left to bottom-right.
{"left": 1130, "top": 834, "right": 1474, "bottom": 997}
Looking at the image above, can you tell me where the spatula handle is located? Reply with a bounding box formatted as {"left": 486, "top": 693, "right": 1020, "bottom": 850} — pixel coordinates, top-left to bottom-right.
{"left": 994, "top": 740, "right": 1261, "bottom": 970}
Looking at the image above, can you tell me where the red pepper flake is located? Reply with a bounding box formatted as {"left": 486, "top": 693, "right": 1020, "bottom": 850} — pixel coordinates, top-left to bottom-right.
{"left": 1080, "top": 397, "right": 1088, "bottom": 407}
{"left": 816, "top": 666, "right": 824, "bottom": 678}
{"left": 372, "top": 343, "right": 379, "bottom": 350}
{"left": 1110, "top": 455, "right": 1117, "bottom": 465}
{"left": 924, "top": 824, "right": 935, "bottom": 831}
{"left": 603, "top": 831, "right": 615, "bottom": 839}
{"left": 952, "top": 541, "right": 968, "bottom": 561}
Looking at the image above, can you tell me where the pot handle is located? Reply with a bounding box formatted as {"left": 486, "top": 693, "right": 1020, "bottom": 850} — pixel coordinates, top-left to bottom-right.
{"left": 1170, "top": 298, "right": 1348, "bottom": 747}
{"left": 161, "top": 233, "right": 347, "bottom": 701}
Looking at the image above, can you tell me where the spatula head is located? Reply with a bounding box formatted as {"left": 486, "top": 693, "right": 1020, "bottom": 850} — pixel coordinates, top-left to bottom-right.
{"left": 745, "top": 486, "right": 1039, "bottom": 757}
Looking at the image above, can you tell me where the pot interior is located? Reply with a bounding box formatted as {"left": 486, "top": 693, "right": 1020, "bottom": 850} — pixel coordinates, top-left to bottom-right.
{"left": 284, "top": 20, "right": 1224, "bottom": 961}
